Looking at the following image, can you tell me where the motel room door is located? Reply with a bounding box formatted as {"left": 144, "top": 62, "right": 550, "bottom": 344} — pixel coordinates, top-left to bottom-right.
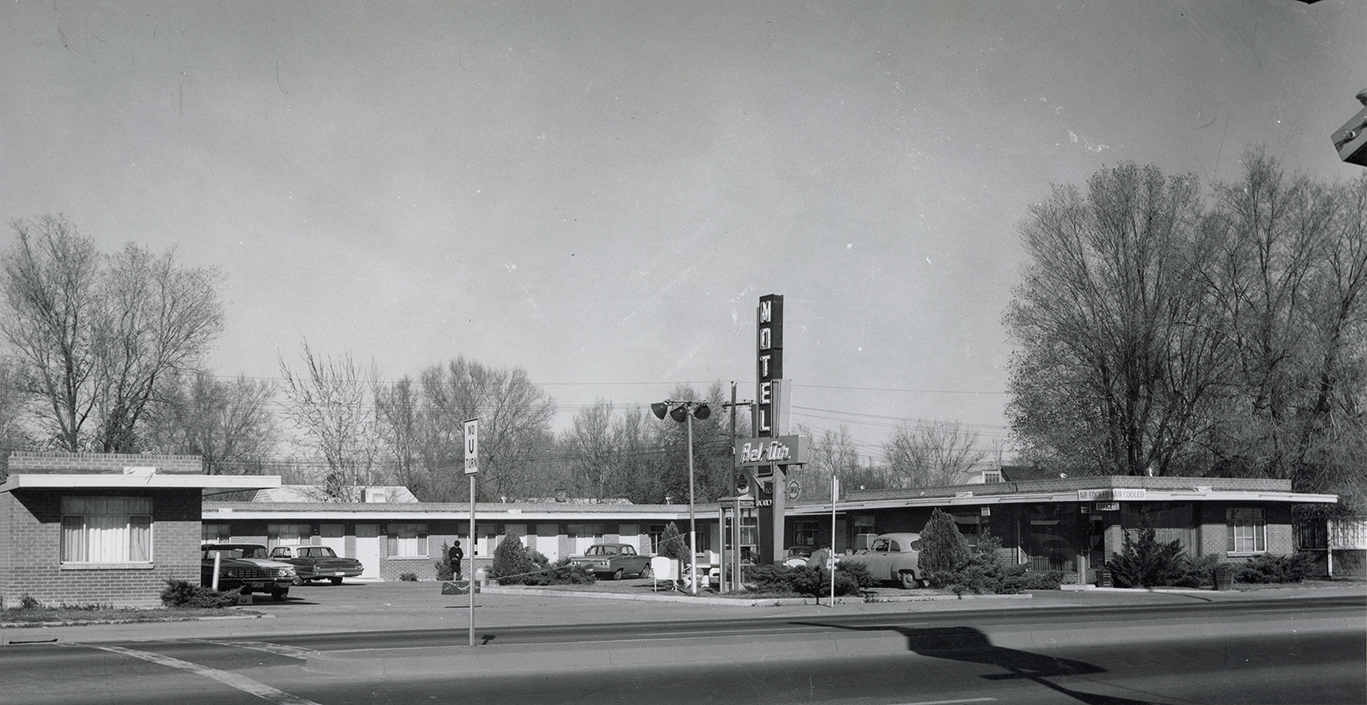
{"left": 355, "top": 524, "right": 381, "bottom": 580}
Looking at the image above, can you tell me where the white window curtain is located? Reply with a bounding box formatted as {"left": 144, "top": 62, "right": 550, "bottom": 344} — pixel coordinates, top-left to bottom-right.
{"left": 60, "top": 497, "right": 152, "bottom": 563}
{"left": 1227, "top": 508, "right": 1266, "bottom": 553}
{"left": 387, "top": 524, "right": 428, "bottom": 557}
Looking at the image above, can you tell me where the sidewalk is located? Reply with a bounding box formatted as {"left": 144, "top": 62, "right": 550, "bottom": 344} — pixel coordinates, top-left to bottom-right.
{"left": 2, "top": 578, "right": 1361, "bottom": 647}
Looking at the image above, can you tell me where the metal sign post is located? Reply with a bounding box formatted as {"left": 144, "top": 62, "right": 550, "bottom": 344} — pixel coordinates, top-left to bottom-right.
{"left": 830, "top": 475, "right": 839, "bottom": 607}
{"left": 464, "top": 418, "right": 479, "bottom": 647}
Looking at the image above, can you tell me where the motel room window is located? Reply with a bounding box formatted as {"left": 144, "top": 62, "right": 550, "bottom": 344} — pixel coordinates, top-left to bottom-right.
{"left": 648, "top": 524, "right": 667, "bottom": 554}
{"left": 267, "top": 523, "right": 314, "bottom": 549}
{"left": 567, "top": 524, "right": 604, "bottom": 540}
{"left": 1226, "top": 509, "right": 1266, "bottom": 554}
{"left": 388, "top": 523, "right": 428, "bottom": 557}
{"left": 202, "top": 523, "right": 231, "bottom": 543}
{"left": 61, "top": 496, "right": 152, "bottom": 563}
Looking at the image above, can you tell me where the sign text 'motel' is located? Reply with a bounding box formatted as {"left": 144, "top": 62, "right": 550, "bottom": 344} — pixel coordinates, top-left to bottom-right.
{"left": 756, "top": 294, "right": 782, "bottom": 436}
{"left": 736, "top": 435, "right": 808, "bottom": 467}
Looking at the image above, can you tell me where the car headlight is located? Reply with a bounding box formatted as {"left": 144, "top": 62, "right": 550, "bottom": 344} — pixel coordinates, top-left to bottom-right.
{"left": 277, "top": 568, "right": 295, "bottom": 578}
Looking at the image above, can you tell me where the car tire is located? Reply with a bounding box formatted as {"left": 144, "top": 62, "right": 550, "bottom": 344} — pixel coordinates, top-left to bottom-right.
{"left": 612, "top": 568, "right": 624, "bottom": 580}
{"left": 898, "top": 570, "right": 922, "bottom": 589}
{"left": 271, "top": 587, "right": 289, "bottom": 601}
{"left": 639, "top": 565, "right": 652, "bottom": 579}
{"left": 330, "top": 577, "right": 343, "bottom": 585}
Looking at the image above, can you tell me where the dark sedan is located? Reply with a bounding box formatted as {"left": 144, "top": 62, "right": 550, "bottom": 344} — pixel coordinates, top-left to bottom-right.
{"left": 269, "top": 545, "right": 364, "bottom": 585}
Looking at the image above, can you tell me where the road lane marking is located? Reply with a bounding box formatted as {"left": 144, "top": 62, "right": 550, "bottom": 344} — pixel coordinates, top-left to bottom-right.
{"left": 86, "top": 644, "right": 321, "bottom": 705}
{"left": 197, "top": 640, "right": 315, "bottom": 660}
{"left": 890, "top": 699, "right": 996, "bottom": 705}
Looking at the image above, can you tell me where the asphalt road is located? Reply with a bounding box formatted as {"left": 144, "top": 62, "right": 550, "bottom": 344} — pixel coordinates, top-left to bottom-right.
{"left": 2, "top": 595, "right": 1362, "bottom": 705}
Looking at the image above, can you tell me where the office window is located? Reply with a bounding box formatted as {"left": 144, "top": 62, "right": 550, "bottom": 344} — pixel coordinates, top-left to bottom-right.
{"left": 793, "top": 521, "right": 819, "bottom": 547}
{"left": 61, "top": 496, "right": 151, "bottom": 563}
{"left": 388, "top": 523, "right": 428, "bottom": 557}
{"left": 1226, "top": 509, "right": 1266, "bottom": 553}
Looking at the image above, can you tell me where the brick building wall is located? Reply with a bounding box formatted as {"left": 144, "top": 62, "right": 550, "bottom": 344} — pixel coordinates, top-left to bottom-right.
{"left": 0, "top": 489, "right": 201, "bottom": 609}
{"left": 6, "top": 452, "right": 204, "bottom": 475}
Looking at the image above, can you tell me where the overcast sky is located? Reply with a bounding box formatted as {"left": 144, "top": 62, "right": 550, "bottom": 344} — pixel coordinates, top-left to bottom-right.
{"left": 2, "top": 1, "right": 1364, "bottom": 463}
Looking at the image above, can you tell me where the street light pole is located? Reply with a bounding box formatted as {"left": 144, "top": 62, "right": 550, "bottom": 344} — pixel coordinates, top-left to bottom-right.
{"left": 652, "top": 399, "right": 711, "bottom": 595}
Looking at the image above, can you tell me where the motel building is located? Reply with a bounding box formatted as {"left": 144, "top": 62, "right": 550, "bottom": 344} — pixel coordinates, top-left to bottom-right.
{"left": 3, "top": 451, "right": 1359, "bottom": 609}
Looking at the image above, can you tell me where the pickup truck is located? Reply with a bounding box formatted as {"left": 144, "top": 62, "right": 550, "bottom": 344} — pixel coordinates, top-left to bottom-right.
{"left": 837, "top": 532, "right": 924, "bottom": 589}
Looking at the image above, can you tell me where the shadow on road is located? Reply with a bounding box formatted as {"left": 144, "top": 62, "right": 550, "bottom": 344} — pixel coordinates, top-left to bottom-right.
{"left": 796, "top": 622, "right": 1161, "bottom": 705}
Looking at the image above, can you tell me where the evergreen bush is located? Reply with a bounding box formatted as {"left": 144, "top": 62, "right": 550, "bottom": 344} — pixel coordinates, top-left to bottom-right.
{"left": 1236, "top": 553, "right": 1315, "bottom": 583}
{"left": 1106, "top": 524, "right": 1186, "bottom": 588}
{"left": 435, "top": 541, "right": 455, "bottom": 581}
{"left": 159, "top": 579, "right": 242, "bottom": 608}
{"left": 491, "top": 533, "right": 538, "bottom": 585}
{"left": 658, "top": 522, "right": 691, "bottom": 563}
{"left": 920, "top": 509, "right": 971, "bottom": 582}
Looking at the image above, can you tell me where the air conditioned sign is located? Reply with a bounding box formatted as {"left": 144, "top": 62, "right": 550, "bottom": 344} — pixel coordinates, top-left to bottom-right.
{"left": 736, "top": 435, "right": 808, "bottom": 467}
{"left": 1077, "top": 488, "right": 1146, "bottom": 501}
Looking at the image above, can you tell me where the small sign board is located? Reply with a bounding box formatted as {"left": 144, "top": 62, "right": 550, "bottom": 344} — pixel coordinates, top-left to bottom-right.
{"left": 735, "top": 435, "right": 809, "bottom": 467}
{"left": 1096, "top": 502, "right": 1120, "bottom": 511}
{"left": 464, "top": 418, "right": 479, "bottom": 475}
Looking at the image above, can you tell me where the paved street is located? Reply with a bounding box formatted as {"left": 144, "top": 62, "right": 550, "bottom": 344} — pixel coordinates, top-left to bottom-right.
{"left": 1, "top": 580, "right": 1362, "bottom": 704}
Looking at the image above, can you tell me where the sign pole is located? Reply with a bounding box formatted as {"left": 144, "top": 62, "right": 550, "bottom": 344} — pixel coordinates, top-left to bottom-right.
{"left": 830, "top": 475, "right": 839, "bottom": 607}
{"left": 465, "top": 418, "right": 479, "bottom": 647}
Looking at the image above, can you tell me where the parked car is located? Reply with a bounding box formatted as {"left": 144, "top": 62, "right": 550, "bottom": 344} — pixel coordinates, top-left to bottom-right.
{"left": 784, "top": 545, "right": 814, "bottom": 568}
{"left": 269, "top": 545, "right": 364, "bottom": 585}
{"left": 201, "top": 543, "right": 296, "bottom": 600}
{"left": 838, "top": 532, "right": 924, "bottom": 589}
{"left": 568, "top": 543, "right": 653, "bottom": 579}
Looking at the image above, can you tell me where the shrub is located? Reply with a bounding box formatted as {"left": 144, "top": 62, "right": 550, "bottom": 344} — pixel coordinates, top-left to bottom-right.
{"left": 522, "top": 558, "right": 596, "bottom": 586}
{"left": 1236, "top": 553, "right": 1316, "bottom": 583}
{"left": 1173, "top": 555, "right": 1220, "bottom": 588}
{"left": 399, "top": 572, "right": 418, "bottom": 581}
{"left": 742, "top": 563, "right": 864, "bottom": 598}
{"left": 159, "top": 579, "right": 242, "bottom": 608}
{"left": 920, "top": 509, "right": 971, "bottom": 580}
{"left": 491, "top": 534, "right": 539, "bottom": 585}
{"left": 20, "top": 594, "right": 41, "bottom": 610}
{"left": 658, "top": 522, "right": 691, "bottom": 564}
{"left": 1106, "top": 524, "right": 1186, "bottom": 588}
{"left": 936, "top": 532, "right": 1032, "bottom": 596}
{"left": 435, "top": 541, "right": 455, "bottom": 581}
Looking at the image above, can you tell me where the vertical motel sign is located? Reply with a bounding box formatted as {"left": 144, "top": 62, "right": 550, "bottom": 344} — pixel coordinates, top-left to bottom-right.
{"left": 756, "top": 294, "right": 783, "bottom": 478}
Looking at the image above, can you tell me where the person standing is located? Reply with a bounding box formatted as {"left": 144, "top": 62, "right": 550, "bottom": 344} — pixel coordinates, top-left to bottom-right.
{"left": 449, "top": 540, "right": 465, "bottom": 580}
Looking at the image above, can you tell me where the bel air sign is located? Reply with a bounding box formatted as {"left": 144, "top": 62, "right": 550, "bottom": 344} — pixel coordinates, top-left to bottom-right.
{"left": 736, "top": 435, "right": 808, "bottom": 467}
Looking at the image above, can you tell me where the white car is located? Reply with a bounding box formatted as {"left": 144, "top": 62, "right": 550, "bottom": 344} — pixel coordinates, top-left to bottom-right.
{"left": 837, "top": 532, "right": 924, "bottom": 589}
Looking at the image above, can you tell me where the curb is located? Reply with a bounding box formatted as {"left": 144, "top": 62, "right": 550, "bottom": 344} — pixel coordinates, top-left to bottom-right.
{"left": 304, "top": 616, "right": 1360, "bottom": 678}
{"left": 479, "top": 585, "right": 1034, "bottom": 607}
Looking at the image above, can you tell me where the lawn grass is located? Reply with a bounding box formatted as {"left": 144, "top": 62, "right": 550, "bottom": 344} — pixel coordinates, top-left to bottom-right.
{"left": 0, "top": 602, "right": 262, "bottom": 627}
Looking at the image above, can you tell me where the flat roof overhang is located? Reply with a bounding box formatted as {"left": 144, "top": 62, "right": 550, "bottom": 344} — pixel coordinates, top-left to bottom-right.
{"left": 201, "top": 505, "right": 706, "bottom": 521}
{"left": 0, "top": 473, "right": 282, "bottom": 497}
{"left": 786, "top": 489, "right": 1339, "bottom": 516}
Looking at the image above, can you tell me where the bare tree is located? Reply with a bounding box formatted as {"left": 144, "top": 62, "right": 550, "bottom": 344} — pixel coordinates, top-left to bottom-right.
{"left": 562, "top": 399, "right": 620, "bottom": 499}
{"left": 373, "top": 375, "right": 430, "bottom": 497}
{"left": 882, "top": 420, "right": 986, "bottom": 487}
{"left": 278, "top": 341, "right": 380, "bottom": 500}
{"left": 791, "top": 424, "right": 863, "bottom": 500}
{"left": 142, "top": 370, "right": 278, "bottom": 475}
{"left": 417, "top": 357, "right": 556, "bottom": 501}
{"left": 0, "top": 215, "right": 223, "bottom": 452}
{"left": 1005, "top": 163, "right": 1223, "bottom": 476}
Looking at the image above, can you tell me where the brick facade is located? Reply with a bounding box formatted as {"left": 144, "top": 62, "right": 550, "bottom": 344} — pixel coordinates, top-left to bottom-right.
{"left": 7, "top": 451, "right": 204, "bottom": 475}
{"left": 0, "top": 488, "right": 201, "bottom": 609}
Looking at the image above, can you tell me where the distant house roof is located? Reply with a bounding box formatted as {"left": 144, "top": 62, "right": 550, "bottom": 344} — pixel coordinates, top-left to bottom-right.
{"left": 249, "top": 485, "right": 419, "bottom": 503}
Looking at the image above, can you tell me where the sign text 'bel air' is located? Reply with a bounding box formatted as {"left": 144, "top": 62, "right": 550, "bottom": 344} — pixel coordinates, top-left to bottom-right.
{"left": 736, "top": 435, "right": 808, "bottom": 467}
